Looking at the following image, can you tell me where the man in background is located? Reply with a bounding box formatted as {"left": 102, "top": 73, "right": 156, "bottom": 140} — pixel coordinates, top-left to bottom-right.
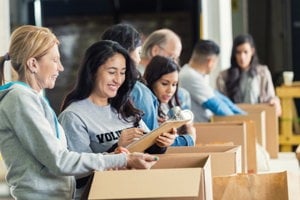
{"left": 139, "top": 28, "right": 191, "bottom": 110}
{"left": 179, "top": 39, "right": 246, "bottom": 122}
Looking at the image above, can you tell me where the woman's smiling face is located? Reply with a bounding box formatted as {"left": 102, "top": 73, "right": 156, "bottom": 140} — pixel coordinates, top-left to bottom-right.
{"left": 93, "top": 53, "right": 126, "bottom": 101}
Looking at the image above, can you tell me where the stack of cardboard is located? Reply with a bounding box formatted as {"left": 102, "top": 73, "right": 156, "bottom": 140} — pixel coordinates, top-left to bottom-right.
{"left": 212, "top": 110, "right": 266, "bottom": 151}
{"left": 194, "top": 121, "right": 257, "bottom": 173}
{"left": 237, "top": 103, "right": 279, "bottom": 158}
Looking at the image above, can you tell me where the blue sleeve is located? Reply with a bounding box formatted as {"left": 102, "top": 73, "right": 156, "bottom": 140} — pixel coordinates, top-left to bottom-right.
{"left": 130, "top": 82, "right": 159, "bottom": 130}
{"left": 214, "top": 91, "right": 247, "bottom": 115}
{"left": 202, "top": 96, "right": 235, "bottom": 116}
{"left": 171, "top": 135, "right": 194, "bottom": 146}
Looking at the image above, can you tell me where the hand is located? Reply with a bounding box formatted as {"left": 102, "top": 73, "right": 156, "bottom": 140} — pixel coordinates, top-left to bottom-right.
{"left": 158, "top": 116, "right": 167, "bottom": 124}
{"left": 118, "top": 128, "right": 144, "bottom": 147}
{"left": 114, "top": 146, "right": 130, "bottom": 154}
{"left": 269, "top": 97, "right": 282, "bottom": 117}
{"left": 155, "top": 128, "right": 177, "bottom": 147}
{"left": 126, "top": 152, "right": 158, "bottom": 169}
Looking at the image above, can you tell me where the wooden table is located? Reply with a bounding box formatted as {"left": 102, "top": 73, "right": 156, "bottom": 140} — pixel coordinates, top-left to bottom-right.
{"left": 276, "top": 85, "right": 300, "bottom": 151}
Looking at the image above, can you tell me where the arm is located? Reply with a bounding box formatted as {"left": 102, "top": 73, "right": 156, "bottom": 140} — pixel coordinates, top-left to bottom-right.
{"left": 172, "top": 122, "right": 196, "bottom": 147}
{"left": 202, "top": 96, "right": 235, "bottom": 116}
{"left": 260, "top": 66, "right": 282, "bottom": 116}
{"left": 7, "top": 89, "right": 126, "bottom": 175}
{"left": 172, "top": 135, "right": 195, "bottom": 146}
{"left": 130, "top": 82, "right": 159, "bottom": 130}
{"left": 214, "top": 90, "right": 247, "bottom": 114}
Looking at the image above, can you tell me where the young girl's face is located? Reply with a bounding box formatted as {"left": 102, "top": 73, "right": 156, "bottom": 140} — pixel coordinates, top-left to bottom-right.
{"left": 152, "top": 71, "right": 178, "bottom": 104}
{"left": 235, "top": 42, "right": 254, "bottom": 70}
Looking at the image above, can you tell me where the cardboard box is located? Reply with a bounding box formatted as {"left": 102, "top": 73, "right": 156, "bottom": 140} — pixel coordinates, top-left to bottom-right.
{"left": 212, "top": 110, "right": 266, "bottom": 150}
{"left": 165, "top": 145, "right": 242, "bottom": 176}
{"left": 194, "top": 122, "right": 257, "bottom": 173}
{"left": 88, "top": 154, "right": 212, "bottom": 200}
{"left": 238, "top": 103, "right": 279, "bottom": 158}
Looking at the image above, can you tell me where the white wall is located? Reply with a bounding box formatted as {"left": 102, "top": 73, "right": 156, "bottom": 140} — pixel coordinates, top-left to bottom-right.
{"left": 201, "top": 0, "right": 233, "bottom": 88}
{"left": 0, "top": 0, "right": 11, "bottom": 82}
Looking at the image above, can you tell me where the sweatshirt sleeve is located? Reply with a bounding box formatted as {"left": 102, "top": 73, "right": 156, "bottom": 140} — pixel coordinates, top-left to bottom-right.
{"left": 3, "top": 89, "right": 126, "bottom": 176}
{"left": 58, "top": 110, "right": 94, "bottom": 153}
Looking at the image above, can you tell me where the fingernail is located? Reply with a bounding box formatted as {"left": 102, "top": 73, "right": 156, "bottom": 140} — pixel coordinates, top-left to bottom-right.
{"left": 154, "top": 156, "right": 159, "bottom": 161}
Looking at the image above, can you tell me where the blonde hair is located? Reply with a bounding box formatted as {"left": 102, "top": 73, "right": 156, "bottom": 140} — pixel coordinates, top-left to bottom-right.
{"left": 0, "top": 25, "right": 59, "bottom": 85}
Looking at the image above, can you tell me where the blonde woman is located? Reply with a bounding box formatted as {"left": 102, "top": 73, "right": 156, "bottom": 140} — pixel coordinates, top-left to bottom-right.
{"left": 0, "top": 25, "right": 157, "bottom": 199}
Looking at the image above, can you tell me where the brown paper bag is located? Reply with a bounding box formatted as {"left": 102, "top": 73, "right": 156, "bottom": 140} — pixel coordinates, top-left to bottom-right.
{"left": 213, "top": 172, "right": 288, "bottom": 200}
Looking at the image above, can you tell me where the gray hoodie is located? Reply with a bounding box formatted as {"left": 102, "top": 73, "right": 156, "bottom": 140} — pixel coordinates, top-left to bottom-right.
{"left": 0, "top": 82, "right": 126, "bottom": 199}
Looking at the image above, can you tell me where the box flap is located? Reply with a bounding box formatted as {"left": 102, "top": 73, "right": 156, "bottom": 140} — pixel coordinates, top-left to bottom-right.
{"left": 152, "top": 154, "right": 210, "bottom": 169}
{"left": 165, "top": 146, "right": 242, "bottom": 176}
{"left": 166, "top": 145, "right": 240, "bottom": 154}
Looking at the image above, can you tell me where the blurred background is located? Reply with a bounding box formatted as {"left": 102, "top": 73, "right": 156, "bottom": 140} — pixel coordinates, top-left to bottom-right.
{"left": 1, "top": 0, "right": 299, "bottom": 114}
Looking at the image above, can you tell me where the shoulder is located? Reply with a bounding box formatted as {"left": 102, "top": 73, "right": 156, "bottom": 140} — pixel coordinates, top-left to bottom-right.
{"left": 178, "top": 87, "right": 190, "bottom": 96}
{"left": 180, "top": 64, "right": 193, "bottom": 75}
{"left": 133, "top": 81, "right": 151, "bottom": 94}
{"left": 58, "top": 101, "right": 90, "bottom": 123}
{"left": 256, "top": 65, "right": 271, "bottom": 76}
{"left": 2, "top": 84, "right": 42, "bottom": 106}
{"left": 63, "top": 99, "right": 89, "bottom": 113}
{"left": 179, "top": 64, "right": 200, "bottom": 82}
{"left": 218, "top": 69, "right": 230, "bottom": 79}
{"left": 131, "top": 81, "right": 157, "bottom": 100}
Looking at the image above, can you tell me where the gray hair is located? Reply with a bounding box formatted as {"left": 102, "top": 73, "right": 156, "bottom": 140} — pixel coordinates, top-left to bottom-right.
{"left": 141, "top": 29, "right": 180, "bottom": 59}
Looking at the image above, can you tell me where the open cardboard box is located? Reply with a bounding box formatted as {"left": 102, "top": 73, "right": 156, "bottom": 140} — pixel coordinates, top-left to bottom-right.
{"left": 194, "top": 121, "right": 257, "bottom": 173}
{"left": 87, "top": 154, "right": 212, "bottom": 200}
{"left": 237, "top": 103, "right": 279, "bottom": 158}
{"left": 212, "top": 110, "right": 266, "bottom": 151}
{"left": 165, "top": 145, "right": 242, "bottom": 176}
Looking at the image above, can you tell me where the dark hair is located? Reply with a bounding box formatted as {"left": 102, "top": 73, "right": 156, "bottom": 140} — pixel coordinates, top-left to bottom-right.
{"left": 192, "top": 39, "right": 220, "bottom": 60}
{"left": 225, "top": 34, "right": 260, "bottom": 102}
{"left": 101, "top": 23, "right": 142, "bottom": 52}
{"left": 143, "top": 55, "right": 180, "bottom": 118}
{"left": 101, "top": 23, "right": 145, "bottom": 83}
{"left": 60, "top": 40, "right": 142, "bottom": 124}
